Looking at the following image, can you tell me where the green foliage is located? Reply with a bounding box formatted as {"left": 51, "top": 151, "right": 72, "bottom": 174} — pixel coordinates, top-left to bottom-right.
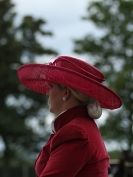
{"left": 74, "top": 0, "right": 133, "bottom": 151}
{"left": 0, "top": 0, "right": 57, "bottom": 166}
{"left": 109, "top": 150, "right": 121, "bottom": 159}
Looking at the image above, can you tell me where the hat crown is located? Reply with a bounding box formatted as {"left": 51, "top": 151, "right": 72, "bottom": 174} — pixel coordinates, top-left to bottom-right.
{"left": 51, "top": 56, "right": 105, "bottom": 83}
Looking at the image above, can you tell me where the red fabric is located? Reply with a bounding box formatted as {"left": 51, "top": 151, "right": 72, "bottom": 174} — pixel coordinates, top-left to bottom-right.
{"left": 17, "top": 55, "right": 122, "bottom": 109}
{"left": 35, "top": 106, "right": 109, "bottom": 177}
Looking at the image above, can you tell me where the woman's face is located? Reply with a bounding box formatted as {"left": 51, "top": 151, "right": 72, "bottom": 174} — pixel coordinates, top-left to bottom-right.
{"left": 46, "top": 84, "right": 65, "bottom": 115}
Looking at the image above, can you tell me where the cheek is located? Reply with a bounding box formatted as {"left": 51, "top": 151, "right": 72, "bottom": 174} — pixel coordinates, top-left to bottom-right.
{"left": 52, "top": 96, "right": 60, "bottom": 108}
{"left": 49, "top": 95, "right": 62, "bottom": 113}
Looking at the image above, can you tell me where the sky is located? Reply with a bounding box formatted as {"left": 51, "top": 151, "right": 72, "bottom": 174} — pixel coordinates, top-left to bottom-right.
{"left": 12, "top": 0, "right": 94, "bottom": 59}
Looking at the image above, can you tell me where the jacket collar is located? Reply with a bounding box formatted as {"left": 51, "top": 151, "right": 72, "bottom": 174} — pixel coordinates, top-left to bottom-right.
{"left": 53, "top": 105, "right": 88, "bottom": 132}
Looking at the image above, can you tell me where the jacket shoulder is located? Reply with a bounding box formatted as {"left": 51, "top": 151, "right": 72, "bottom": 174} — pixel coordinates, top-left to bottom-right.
{"left": 50, "top": 122, "right": 88, "bottom": 151}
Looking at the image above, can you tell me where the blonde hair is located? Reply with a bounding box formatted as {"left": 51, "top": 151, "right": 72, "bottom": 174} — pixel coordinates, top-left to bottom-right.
{"left": 69, "top": 88, "right": 102, "bottom": 119}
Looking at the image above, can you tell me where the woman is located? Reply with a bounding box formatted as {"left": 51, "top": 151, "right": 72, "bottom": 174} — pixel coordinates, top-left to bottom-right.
{"left": 17, "top": 55, "right": 122, "bottom": 177}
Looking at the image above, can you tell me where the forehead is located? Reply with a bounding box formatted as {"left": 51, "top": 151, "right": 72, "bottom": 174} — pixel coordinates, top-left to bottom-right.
{"left": 46, "top": 81, "right": 64, "bottom": 88}
{"left": 45, "top": 81, "right": 54, "bottom": 88}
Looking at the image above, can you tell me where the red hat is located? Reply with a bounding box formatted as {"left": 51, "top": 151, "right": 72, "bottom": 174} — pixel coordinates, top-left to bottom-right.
{"left": 17, "top": 55, "right": 122, "bottom": 109}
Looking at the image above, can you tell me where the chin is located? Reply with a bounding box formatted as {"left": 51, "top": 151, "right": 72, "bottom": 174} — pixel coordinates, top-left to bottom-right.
{"left": 49, "top": 107, "right": 55, "bottom": 114}
{"left": 50, "top": 108, "right": 60, "bottom": 116}
{"left": 49, "top": 107, "right": 53, "bottom": 113}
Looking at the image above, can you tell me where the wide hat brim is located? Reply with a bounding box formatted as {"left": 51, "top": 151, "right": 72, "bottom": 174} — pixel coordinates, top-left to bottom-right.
{"left": 17, "top": 63, "right": 122, "bottom": 109}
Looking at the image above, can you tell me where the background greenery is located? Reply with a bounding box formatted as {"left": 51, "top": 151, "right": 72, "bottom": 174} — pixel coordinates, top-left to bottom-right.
{"left": 0, "top": 0, "right": 132, "bottom": 172}
{"left": 74, "top": 0, "right": 133, "bottom": 154}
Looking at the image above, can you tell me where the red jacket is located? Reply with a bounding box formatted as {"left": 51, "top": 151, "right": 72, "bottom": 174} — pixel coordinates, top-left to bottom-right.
{"left": 35, "top": 106, "right": 109, "bottom": 177}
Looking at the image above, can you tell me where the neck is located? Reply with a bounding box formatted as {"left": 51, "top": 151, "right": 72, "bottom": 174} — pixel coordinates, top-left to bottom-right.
{"left": 55, "top": 101, "right": 81, "bottom": 117}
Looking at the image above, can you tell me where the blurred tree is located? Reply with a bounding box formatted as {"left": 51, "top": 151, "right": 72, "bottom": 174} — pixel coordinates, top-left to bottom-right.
{"left": 0, "top": 0, "right": 57, "bottom": 166}
{"left": 74, "top": 0, "right": 133, "bottom": 151}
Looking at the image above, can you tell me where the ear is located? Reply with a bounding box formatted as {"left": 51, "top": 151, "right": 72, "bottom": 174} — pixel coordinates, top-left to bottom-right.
{"left": 63, "top": 88, "right": 71, "bottom": 101}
